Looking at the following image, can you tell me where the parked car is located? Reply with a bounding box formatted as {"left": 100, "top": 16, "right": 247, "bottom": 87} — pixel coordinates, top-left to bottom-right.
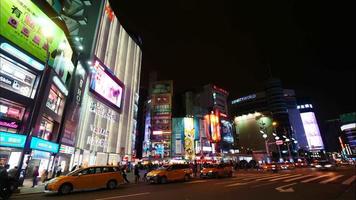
{"left": 200, "top": 164, "right": 233, "bottom": 178}
{"left": 146, "top": 164, "right": 193, "bottom": 184}
{"left": 44, "top": 166, "right": 124, "bottom": 195}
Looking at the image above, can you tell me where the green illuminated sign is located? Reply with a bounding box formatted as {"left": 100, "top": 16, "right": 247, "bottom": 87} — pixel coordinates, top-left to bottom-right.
{"left": 0, "top": 0, "right": 67, "bottom": 66}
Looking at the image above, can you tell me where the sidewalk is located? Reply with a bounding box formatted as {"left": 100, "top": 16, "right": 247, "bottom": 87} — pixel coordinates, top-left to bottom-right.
{"left": 13, "top": 178, "right": 45, "bottom": 196}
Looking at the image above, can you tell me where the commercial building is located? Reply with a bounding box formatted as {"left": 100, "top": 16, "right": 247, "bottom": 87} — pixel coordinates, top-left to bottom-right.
{"left": 0, "top": 0, "right": 76, "bottom": 177}
{"left": 339, "top": 113, "right": 356, "bottom": 158}
{"left": 230, "top": 79, "right": 306, "bottom": 161}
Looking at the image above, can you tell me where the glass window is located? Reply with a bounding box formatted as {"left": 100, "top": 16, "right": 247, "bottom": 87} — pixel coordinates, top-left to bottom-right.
{"left": 0, "top": 98, "right": 26, "bottom": 131}
{"left": 95, "top": 167, "right": 102, "bottom": 174}
{"left": 46, "top": 84, "right": 64, "bottom": 115}
{"left": 38, "top": 116, "right": 54, "bottom": 140}
{"left": 0, "top": 54, "right": 37, "bottom": 98}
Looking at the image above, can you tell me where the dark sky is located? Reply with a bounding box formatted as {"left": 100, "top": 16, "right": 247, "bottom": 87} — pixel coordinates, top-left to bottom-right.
{"left": 109, "top": 0, "right": 355, "bottom": 123}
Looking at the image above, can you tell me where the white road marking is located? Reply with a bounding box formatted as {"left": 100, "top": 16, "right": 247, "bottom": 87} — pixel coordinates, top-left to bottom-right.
{"left": 342, "top": 175, "right": 356, "bottom": 185}
{"left": 224, "top": 182, "right": 248, "bottom": 187}
{"left": 250, "top": 174, "right": 291, "bottom": 181}
{"left": 275, "top": 182, "right": 297, "bottom": 192}
{"left": 242, "top": 174, "right": 281, "bottom": 181}
{"left": 319, "top": 175, "right": 344, "bottom": 184}
{"left": 95, "top": 192, "right": 150, "bottom": 200}
{"left": 185, "top": 180, "right": 208, "bottom": 184}
{"left": 269, "top": 174, "right": 303, "bottom": 182}
{"left": 301, "top": 174, "right": 329, "bottom": 183}
{"left": 283, "top": 174, "right": 314, "bottom": 182}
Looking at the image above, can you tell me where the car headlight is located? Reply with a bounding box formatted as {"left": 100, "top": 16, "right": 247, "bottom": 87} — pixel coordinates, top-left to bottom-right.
{"left": 200, "top": 170, "right": 203, "bottom": 173}
{"left": 325, "top": 164, "right": 332, "bottom": 168}
{"left": 208, "top": 170, "right": 213, "bottom": 173}
{"left": 315, "top": 165, "right": 322, "bottom": 168}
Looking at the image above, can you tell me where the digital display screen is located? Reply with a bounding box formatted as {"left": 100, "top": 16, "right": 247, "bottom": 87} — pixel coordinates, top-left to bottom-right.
{"left": 89, "top": 57, "right": 124, "bottom": 111}
{"left": 300, "top": 112, "right": 324, "bottom": 150}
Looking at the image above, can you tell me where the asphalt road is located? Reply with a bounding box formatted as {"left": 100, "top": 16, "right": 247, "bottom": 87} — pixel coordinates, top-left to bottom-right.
{"left": 11, "top": 167, "right": 355, "bottom": 200}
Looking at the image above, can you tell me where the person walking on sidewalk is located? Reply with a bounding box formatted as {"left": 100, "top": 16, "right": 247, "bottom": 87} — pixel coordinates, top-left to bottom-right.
{"left": 134, "top": 164, "right": 140, "bottom": 184}
{"left": 121, "top": 166, "right": 130, "bottom": 184}
{"left": 31, "top": 166, "right": 39, "bottom": 188}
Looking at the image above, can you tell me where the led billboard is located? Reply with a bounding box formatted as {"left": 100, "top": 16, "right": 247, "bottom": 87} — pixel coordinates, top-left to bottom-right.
{"left": 300, "top": 112, "right": 324, "bottom": 150}
{"left": 89, "top": 57, "right": 124, "bottom": 112}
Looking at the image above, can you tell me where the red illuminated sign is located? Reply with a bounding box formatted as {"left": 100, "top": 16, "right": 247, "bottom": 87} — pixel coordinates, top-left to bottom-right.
{"left": 204, "top": 111, "right": 221, "bottom": 143}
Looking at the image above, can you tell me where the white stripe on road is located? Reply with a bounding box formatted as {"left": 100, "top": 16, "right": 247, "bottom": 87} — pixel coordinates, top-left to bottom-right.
{"left": 242, "top": 174, "right": 281, "bottom": 181}
{"left": 301, "top": 175, "right": 329, "bottom": 183}
{"left": 268, "top": 174, "right": 303, "bottom": 182}
{"left": 342, "top": 175, "right": 356, "bottom": 185}
{"left": 250, "top": 174, "right": 291, "bottom": 181}
{"left": 224, "top": 182, "right": 248, "bottom": 187}
{"left": 283, "top": 174, "right": 314, "bottom": 182}
{"left": 95, "top": 192, "right": 150, "bottom": 200}
{"left": 319, "top": 175, "right": 344, "bottom": 184}
{"left": 185, "top": 180, "right": 208, "bottom": 184}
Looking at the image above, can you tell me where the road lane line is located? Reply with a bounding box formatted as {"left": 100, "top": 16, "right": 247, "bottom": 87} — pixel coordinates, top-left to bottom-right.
{"left": 268, "top": 174, "right": 303, "bottom": 182}
{"left": 224, "top": 182, "right": 248, "bottom": 187}
{"left": 342, "top": 175, "right": 356, "bottom": 185}
{"left": 95, "top": 192, "right": 150, "bottom": 200}
{"left": 249, "top": 174, "right": 291, "bottom": 181}
{"left": 243, "top": 174, "right": 280, "bottom": 181}
{"left": 283, "top": 174, "right": 313, "bottom": 182}
{"left": 185, "top": 180, "right": 208, "bottom": 184}
{"left": 319, "top": 175, "right": 344, "bottom": 184}
{"left": 301, "top": 174, "right": 329, "bottom": 183}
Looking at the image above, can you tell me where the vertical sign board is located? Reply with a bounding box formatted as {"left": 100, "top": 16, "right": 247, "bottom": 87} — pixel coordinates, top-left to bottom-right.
{"left": 300, "top": 112, "right": 324, "bottom": 150}
{"left": 184, "top": 117, "right": 195, "bottom": 160}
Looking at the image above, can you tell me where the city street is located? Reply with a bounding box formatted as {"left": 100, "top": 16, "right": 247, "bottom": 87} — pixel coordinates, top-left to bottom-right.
{"left": 12, "top": 167, "right": 355, "bottom": 200}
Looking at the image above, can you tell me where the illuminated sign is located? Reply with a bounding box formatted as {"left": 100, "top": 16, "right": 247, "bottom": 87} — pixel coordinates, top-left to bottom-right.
{"left": 53, "top": 76, "right": 68, "bottom": 96}
{"left": 59, "top": 144, "right": 75, "bottom": 154}
{"left": 0, "top": 120, "right": 19, "bottom": 129}
{"left": 184, "top": 117, "right": 195, "bottom": 159}
{"left": 231, "top": 94, "right": 256, "bottom": 104}
{"left": 221, "top": 120, "right": 234, "bottom": 143}
{"left": 340, "top": 123, "right": 356, "bottom": 131}
{"left": 0, "top": 131, "right": 26, "bottom": 148}
{"left": 30, "top": 137, "right": 59, "bottom": 153}
{"left": 300, "top": 112, "right": 324, "bottom": 150}
{"left": 0, "top": 43, "right": 44, "bottom": 71}
{"left": 0, "top": 0, "right": 69, "bottom": 66}
{"left": 209, "top": 111, "right": 221, "bottom": 143}
{"left": 89, "top": 57, "right": 124, "bottom": 111}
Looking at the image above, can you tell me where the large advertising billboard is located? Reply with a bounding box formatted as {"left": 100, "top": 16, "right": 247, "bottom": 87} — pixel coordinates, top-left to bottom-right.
{"left": 89, "top": 57, "right": 124, "bottom": 112}
{"left": 0, "top": 0, "right": 68, "bottom": 66}
{"left": 184, "top": 117, "right": 195, "bottom": 160}
{"left": 300, "top": 112, "right": 324, "bottom": 151}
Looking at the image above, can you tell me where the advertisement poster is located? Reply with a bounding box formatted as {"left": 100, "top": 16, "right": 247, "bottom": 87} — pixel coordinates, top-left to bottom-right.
{"left": 0, "top": 0, "right": 69, "bottom": 67}
{"left": 89, "top": 57, "right": 124, "bottom": 111}
{"left": 300, "top": 112, "right": 324, "bottom": 150}
{"left": 184, "top": 117, "right": 195, "bottom": 160}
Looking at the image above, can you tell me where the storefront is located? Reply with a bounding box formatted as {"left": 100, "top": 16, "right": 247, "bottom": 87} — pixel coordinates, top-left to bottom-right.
{"left": 0, "top": 131, "right": 26, "bottom": 169}
{"left": 28, "top": 137, "right": 59, "bottom": 177}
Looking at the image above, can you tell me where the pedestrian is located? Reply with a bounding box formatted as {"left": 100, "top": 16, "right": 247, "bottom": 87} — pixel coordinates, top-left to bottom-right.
{"left": 56, "top": 165, "right": 62, "bottom": 177}
{"left": 134, "top": 164, "right": 140, "bottom": 184}
{"left": 193, "top": 161, "right": 198, "bottom": 177}
{"left": 8, "top": 166, "right": 18, "bottom": 179}
{"left": 121, "top": 166, "right": 130, "bottom": 184}
{"left": 31, "top": 166, "right": 39, "bottom": 187}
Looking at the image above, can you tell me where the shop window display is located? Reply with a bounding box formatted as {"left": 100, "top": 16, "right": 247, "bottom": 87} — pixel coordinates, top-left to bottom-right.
{"left": 38, "top": 116, "right": 54, "bottom": 141}
{"left": 46, "top": 84, "right": 64, "bottom": 114}
{"left": 0, "top": 98, "right": 25, "bottom": 131}
{"left": 0, "top": 54, "right": 37, "bottom": 98}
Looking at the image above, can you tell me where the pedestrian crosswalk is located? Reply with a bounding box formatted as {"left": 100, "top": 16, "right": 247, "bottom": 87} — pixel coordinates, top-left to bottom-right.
{"left": 192, "top": 172, "right": 356, "bottom": 186}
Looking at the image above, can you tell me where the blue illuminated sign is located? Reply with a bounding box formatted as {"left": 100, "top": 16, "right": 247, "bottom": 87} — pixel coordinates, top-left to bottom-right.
{"left": 0, "top": 131, "right": 26, "bottom": 148}
{"left": 30, "top": 137, "right": 59, "bottom": 153}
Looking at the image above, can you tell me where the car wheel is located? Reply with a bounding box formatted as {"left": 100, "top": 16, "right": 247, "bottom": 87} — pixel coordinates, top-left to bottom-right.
{"left": 107, "top": 180, "right": 117, "bottom": 190}
{"left": 184, "top": 174, "right": 190, "bottom": 182}
{"left": 58, "top": 183, "right": 72, "bottom": 195}
{"left": 160, "top": 176, "right": 167, "bottom": 184}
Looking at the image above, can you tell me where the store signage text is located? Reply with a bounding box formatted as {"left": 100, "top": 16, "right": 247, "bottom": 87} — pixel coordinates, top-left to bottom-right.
{"left": 30, "top": 137, "right": 59, "bottom": 153}
{"left": 59, "top": 144, "right": 75, "bottom": 154}
{"left": 86, "top": 135, "right": 108, "bottom": 148}
{"left": 89, "top": 101, "right": 118, "bottom": 122}
{"left": 0, "top": 131, "right": 26, "bottom": 148}
{"left": 231, "top": 94, "right": 257, "bottom": 105}
{"left": 0, "top": 120, "right": 19, "bottom": 129}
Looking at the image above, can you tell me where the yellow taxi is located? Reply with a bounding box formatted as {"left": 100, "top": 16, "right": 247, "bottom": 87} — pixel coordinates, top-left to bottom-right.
{"left": 45, "top": 166, "right": 124, "bottom": 194}
{"left": 146, "top": 164, "right": 193, "bottom": 184}
{"left": 200, "top": 163, "right": 233, "bottom": 178}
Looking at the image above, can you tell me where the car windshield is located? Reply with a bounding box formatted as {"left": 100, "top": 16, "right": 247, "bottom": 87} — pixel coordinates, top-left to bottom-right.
{"left": 67, "top": 169, "right": 82, "bottom": 176}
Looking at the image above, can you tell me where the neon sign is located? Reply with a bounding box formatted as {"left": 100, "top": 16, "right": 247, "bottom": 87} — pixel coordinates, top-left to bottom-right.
{"left": 0, "top": 131, "right": 26, "bottom": 148}
{"left": 0, "top": 120, "right": 19, "bottom": 129}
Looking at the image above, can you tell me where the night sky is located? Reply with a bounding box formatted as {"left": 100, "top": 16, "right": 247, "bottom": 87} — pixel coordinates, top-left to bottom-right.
{"left": 109, "top": 0, "right": 355, "bottom": 125}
